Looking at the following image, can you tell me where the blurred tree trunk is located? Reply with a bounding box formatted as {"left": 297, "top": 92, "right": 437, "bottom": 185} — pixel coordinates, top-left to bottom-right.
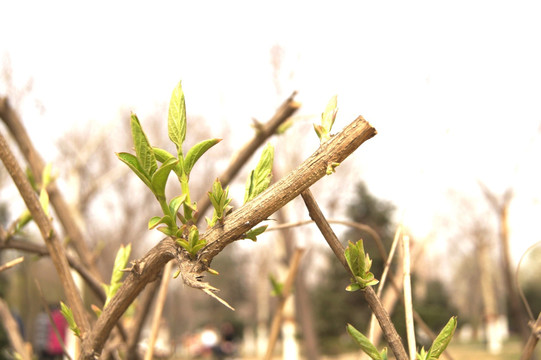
{"left": 479, "top": 184, "right": 530, "bottom": 341}
{"left": 476, "top": 229, "right": 501, "bottom": 353}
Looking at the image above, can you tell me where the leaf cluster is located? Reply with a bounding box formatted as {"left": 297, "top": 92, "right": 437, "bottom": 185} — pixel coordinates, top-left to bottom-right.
{"left": 117, "top": 81, "right": 275, "bottom": 259}
{"left": 345, "top": 239, "right": 379, "bottom": 291}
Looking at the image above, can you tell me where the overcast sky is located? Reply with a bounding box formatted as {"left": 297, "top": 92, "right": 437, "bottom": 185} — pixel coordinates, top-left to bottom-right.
{"left": 2, "top": 1, "right": 541, "bottom": 265}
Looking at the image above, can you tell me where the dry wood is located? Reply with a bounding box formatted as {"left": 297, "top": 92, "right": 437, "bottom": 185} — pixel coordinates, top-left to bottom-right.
{"left": 0, "top": 256, "right": 24, "bottom": 272}
{"left": 520, "top": 312, "right": 541, "bottom": 360}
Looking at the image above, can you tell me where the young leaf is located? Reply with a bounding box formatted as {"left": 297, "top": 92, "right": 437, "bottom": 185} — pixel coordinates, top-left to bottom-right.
{"left": 345, "top": 240, "right": 378, "bottom": 289}
{"left": 207, "top": 179, "right": 232, "bottom": 227}
{"left": 151, "top": 157, "right": 178, "bottom": 200}
{"left": 116, "top": 152, "right": 152, "bottom": 189}
{"left": 168, "top": 81, "right": 187, "bottom": 153}
{"left": 426, "top": 316, "right": 457, "bottom": 360}
{"left": 148, "top": 215, "right": 175, "bottom": 230}
{"left": 347, "top": 324, "right": 383, "bottom": 360}
{"left": 60, "top": 302, "right": 81, "bottom": 338}
{"left": 153, "top": 147, "right": 175, "bottom": 163}
{"left": 314, "top": 95, "right": 338, "bottom": 143}
{"left": 269, "top": 274, "right": 284, "bottom": 297}
{"left": 169, "top": 194, "right": 187, "bottom": 220}
{"left": 104, "top": 244, "right": 131, "bottom": 307}
{"left": 243, "top": 225, "right": 268, "bottom": 242}
{"left": 244, "top": 143, "right": 274, "bottom": 203}
{"left": 184, "top": 138, "right": 222, "bottom": 176}
{"left": 131, "top": 113, "right": 157, "bottom": 176}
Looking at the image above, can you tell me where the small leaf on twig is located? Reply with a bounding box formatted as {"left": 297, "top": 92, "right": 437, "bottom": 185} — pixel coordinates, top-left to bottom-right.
{"left": 131, "top": 113, "right": 157, "bottom": 177}
{"left": 314, "top": 95, "right": 338, "bottom": 143}
{"left": 60, "top": 302, "right": 81, "bottom": 338}
{"left": 347, "top": 324, "right": 386, "bottom": 360}
{"left": 168, "top": 81, "right": 187, "bottom": 155}
{"left": 244, "top": 143, "right": 274, "bottom": 204}
{"left": 426, "top": 316, "right": 457, "bottom": 360}
{"left": 243, "top": 225, "right": 268, "bottom": 242}
{"left": 184, "top": 138, "right": 222, "bottom": 176}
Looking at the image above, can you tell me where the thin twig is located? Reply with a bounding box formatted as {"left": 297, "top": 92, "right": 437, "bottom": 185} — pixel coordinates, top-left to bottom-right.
{"left": 195, "top": 92, "right": 300, "bottom": 221}
{"left": 403, "top": 235, "right": 415, "bottom": 360}
{"left": 0, "top": 256, "right": 24, "bottom": 272}
{"left": 0, "top": 130, "right": 90, "bottom": 336}
{"left": 0, "top": 298, "right": 32, "bottom": 360}
{"left": 268, "top": 219, "right": 387, "bottom": 262}
{"left": 144, "top": 261, "right": 173, "bottom": 360}
{"left": 520, "top": 312, "right": 541, "bottom": 360}
{"left": 264, "top": 248, "right": 305, "bottom": 360}
{"left": 368, "top": 225, "right": 402, "bottom": 343}
{"left": 300, "top": 189, "right": 408, "bottom": 360}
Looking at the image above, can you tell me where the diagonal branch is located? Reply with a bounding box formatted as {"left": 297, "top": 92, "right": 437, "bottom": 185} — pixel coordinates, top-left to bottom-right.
{"left": 81, "top": 115, "right": 376, "bottom": 359}
{"left": 300, "top": 189, "right": 408, "bottom": 360}
{"left": 195, "top": 91, "right": 300, "bottom": 220}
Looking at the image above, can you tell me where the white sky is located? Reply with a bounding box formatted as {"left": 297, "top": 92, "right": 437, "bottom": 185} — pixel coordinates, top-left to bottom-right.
{"left": 2, "top": 1, "right": 541, "bottom": 266}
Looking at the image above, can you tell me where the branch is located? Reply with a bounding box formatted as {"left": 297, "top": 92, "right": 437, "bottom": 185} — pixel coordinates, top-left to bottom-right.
{"left": 0, "top": 256, "right": 24, "bottom": 273}
{"left": 195, "top": 92, "right": 300, "bottom": 219}
{"left": 0, "top": 298, "right": 32, "bottom": 360}
{"left": 80, "top": 115, "right": 376, "bottom": 359}
{"left": 0, "top": 97, "right": 99, "bottom": 275}
{"left": 300, "top": 189, "right": 408, "bottom": 360}
{"left": 0, "top": 131, "right": 90, "bottom": 335}
{"left": 0, "top": 238, "right": 105, "bottom": 302}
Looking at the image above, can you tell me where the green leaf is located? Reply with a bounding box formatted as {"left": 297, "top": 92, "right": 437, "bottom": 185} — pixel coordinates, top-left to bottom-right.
{"left": 41, "top": 163, "right": 55, "bottom": 187}
{"left": 243, "top": 225, "right": 268, "bottom": 242}
{"left": 116, "top": 152, "right": 152, "bottom": 189}
{"left": 184, "top": 138, "right": 222, "bottom": 176}
{"left": 168, "top": 81, "right": 187, "bottom": 154}
{"left": 269, "top": 274, "right": 283, "bottom": 297}
{"left": 60, "top": 302, "right": 81, "bottom": 338}
{"left": 244, "top": 143, "right": 274, "bottom": 203}
{"left": 347, "top": 324, "right": 382, "bottom": 360}
{"left": 104, "top": 244, "right": 131, "bottom": 307}
{"left": 153, "top": 147, "right": 175, "bottom": 163}
{"left": 417, "top": 347, "right": 428, "bottom": 360}
{"left": 345, "top": 240, "right": 378, "bottom": 289}
{"left": 314, "top": 95, "right": 338, "bottom": 143}
{"left": 426, "top": 316, "right": 457, "bottom": 360}
{"left": 207, "top": 179, "right": 232, "bottom": 227}
{"left": 169, "top": 194, "right": 187, "bottom": 220}
{"left": 149, "top": 215, "right": 175, "bottom": 230}
{"left": 38, "top": 188, "right": 50, "bottom": 216}
{"left": 151, "top": 157, "right": 178, "bottom": 200}
{"left": 131, "top": 113, "right": 157, "bottom": 176}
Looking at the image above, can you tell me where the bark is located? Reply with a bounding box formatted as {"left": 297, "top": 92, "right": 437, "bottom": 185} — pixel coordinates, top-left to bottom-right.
{"left": 80, "top": 115, "right": 376, "bottom": 359}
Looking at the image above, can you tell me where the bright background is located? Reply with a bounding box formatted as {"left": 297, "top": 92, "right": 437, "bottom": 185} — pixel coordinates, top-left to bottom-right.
{"left": 2, "top": 1, "right": 541, "bottom": 263}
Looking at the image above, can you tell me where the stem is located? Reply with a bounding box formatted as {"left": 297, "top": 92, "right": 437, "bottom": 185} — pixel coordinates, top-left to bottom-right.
{"left": 300, "top": 189, "right": 408, "bottom": 360}
{"left": 403, "top": 235, "right": 416, "bottom": 359}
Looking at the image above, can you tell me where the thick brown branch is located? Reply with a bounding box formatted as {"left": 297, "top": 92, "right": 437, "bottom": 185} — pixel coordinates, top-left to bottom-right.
{"left": 0, "top": 131, "right": 90, "bottom": 335}
{"left": 82, "top": 238, "right": 178, "bottom": 359}
{"left": 300, "top": 189, "right": 408, "bottom": 360}
{"left": 200, "top": 115, "right": 376, "bottom": 262}
{"left": 81, "top": 115, "right": 376, "bottom": 359}
{"left": 195, "top": 91, "right": 300, "bottom": 219}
